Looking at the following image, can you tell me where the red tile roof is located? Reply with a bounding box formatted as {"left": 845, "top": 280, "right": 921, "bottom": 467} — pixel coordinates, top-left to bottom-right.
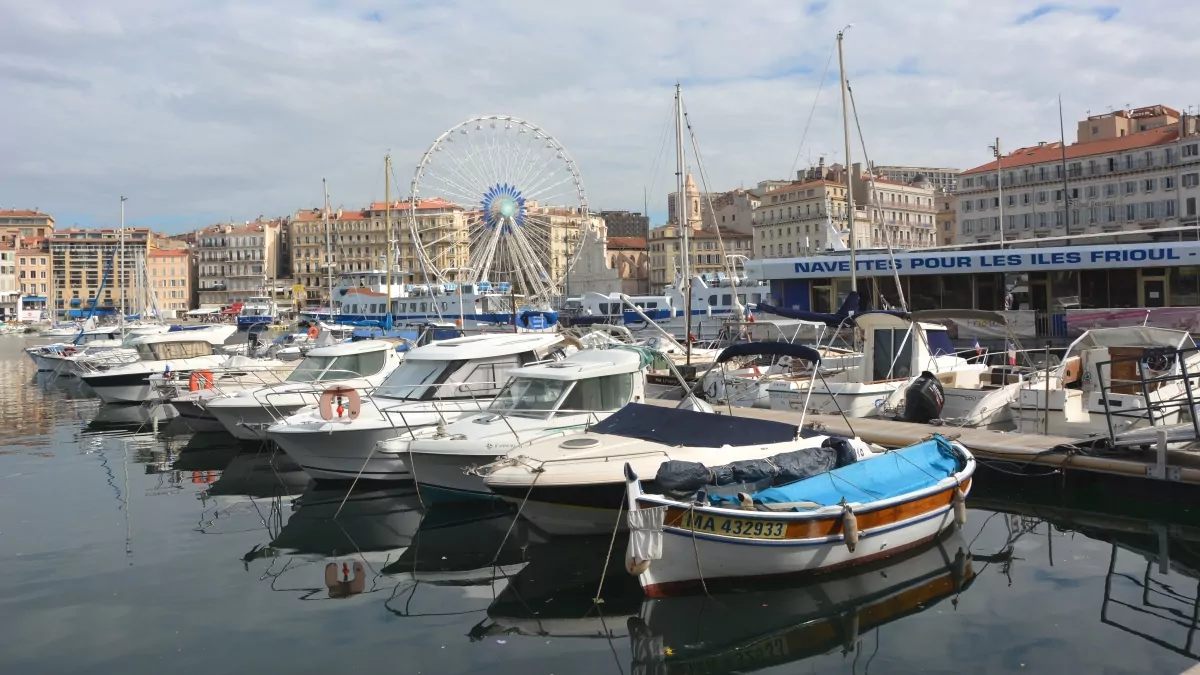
{"left": 606, "top": 236, "right": 647, "bottom": 249}
{"left": 0, "top": 209, "right": 51, "bottom": 218}
{"left": 962, "top": 126, "right": 1181, "bottom": 175}
{"left": 149, "top": 248, "right": 189, "bottom": 257}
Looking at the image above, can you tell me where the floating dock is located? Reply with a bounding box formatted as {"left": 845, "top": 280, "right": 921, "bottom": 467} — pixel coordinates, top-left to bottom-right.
{"left": 646, "top": 400, "right": 1200, "bottom": 486}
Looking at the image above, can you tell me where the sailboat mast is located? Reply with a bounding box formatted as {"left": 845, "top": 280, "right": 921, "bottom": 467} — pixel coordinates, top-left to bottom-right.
{"left": 675, "top": 83, "right": 692, "bottom": 356}
{"left": 837, "top": 27, "right": 857, "bottom": 293}
{"left": 384, "top": 153, "right": 392, "bottom": 316}
{"left": 323, "top": 179, "right": 333, "bottom": 320}
{"left": 119, "top": 196, "right": 127, "bottom": 320}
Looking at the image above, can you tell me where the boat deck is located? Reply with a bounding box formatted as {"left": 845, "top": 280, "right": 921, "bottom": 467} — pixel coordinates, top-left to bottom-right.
{"left": 643, "top": 399, "right": 1200, "bottom": 485}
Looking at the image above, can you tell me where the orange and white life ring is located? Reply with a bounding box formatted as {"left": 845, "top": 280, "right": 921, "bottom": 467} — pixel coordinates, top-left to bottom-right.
{"left": 307, "top": 325, "right": 320, "bottom": 340}
{"left": 189, "top": 370, "right": 215, "bottom": 391}
{"left": 319, "top": 386, "right": 361, "bottom": 421}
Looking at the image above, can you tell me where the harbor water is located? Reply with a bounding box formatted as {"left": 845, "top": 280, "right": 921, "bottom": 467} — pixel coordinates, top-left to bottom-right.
{"left": 3, "top": 338, "right": 1200, "bottom": 674}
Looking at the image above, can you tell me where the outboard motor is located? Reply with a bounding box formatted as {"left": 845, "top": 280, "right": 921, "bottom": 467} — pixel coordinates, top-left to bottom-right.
{"left": 902, "top": 371, "right": 944, "bottom": 423}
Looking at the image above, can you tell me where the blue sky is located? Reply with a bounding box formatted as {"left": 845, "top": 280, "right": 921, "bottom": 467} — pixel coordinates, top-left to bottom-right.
{"left": 1, "top": 0, "right": 1194, "bottom": 233}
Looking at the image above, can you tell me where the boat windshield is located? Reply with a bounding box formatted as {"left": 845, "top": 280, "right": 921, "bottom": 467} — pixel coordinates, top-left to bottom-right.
{"left": 488, "top": 373, "right": 634, "bottom": 419}
{"left": 286, "top": 350, "right": 387, "bottom": 382}
{"left": 487, "top": 377, "right": 572, "bottom": 419}
{"left": 373, "top": 360, "right": 455, "bottom": 400}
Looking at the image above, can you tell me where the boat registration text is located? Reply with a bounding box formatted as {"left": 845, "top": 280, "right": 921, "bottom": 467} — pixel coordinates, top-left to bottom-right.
{"left": 678, "top": 512, "right": 787, "bottom": 539}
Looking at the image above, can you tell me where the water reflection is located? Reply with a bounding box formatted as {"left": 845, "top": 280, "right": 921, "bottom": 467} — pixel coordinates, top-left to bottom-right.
{"left": 972, "top": 482, "right": 1200, "bottom": 662}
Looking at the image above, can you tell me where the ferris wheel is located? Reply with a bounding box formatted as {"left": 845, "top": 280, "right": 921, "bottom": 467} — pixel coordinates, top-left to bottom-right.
{"left": 409, "top": 115, "right": 590, "bottom": 303}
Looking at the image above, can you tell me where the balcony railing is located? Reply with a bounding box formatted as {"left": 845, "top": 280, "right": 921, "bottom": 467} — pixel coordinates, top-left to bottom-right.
{"left": 963, "top": 155, "right": 1184, "bottom": 192}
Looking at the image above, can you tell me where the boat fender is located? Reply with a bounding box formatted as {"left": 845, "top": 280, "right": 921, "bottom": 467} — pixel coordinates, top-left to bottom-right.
{"left": 307, "top": 325, "right": 319, "bottom": 339}
{"left": 952, "top": 485, "right": 967, "bottom": 527}
{"left": 841, "top": 501, "right": 858, "bottom": 552}
{"left": 737, "top": 492, "right": 754, "bottom": 510}
{"left": 318, "top": 386, "right": 361, "bottom": 421}
{"left": 625, "top": 552, "right": 651, "bottom": 576}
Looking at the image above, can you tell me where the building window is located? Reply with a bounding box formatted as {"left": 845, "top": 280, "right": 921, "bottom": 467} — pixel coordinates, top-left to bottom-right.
{"left": 1144, "top": 179, "right": 1156, "bottom": 193}
{"left": 1185, "top": 173, "right": 1200, "bottom": 188}
{"left": 1164, "top": 176, "right": 1176, "bottom": 190}
{"left": 1124, "top": 181, "right": 1137, "bottom": 195}
{"left": 1105, "top": 183, "right": 1117, "bottom": 197}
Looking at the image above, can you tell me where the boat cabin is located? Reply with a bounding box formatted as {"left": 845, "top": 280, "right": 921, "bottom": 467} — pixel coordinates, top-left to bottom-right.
{"left": 370, "top": 334, "right": 569, "bottom": 402}
{"left": 483, "top": 348, "right": 647, "bottom": 419}
{"left": 286, "top": 340, "right": 396, "bottom": 382}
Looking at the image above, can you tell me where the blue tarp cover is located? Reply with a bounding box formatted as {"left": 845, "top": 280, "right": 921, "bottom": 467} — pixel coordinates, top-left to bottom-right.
{"left": 590, "top": 402, "right": 800, "bottom": 448}
{"left": 717, "top": 436, "right": 962, "bottom": 508}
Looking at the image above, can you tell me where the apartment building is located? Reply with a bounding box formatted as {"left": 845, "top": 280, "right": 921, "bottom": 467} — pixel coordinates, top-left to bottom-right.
{"left": 648, "top": 224, "right": 753, "bottom": 293}
{"left": 196, "top": 218, "right": 284, "bottom": 308}
{"left": 596, "top": 210, "right": 649, "bottom": 239}
{"left": 147, "top": 247, "right": 192, "bottom": 317}
{"left": 708, "top": 189, "right": 759, "bottom": 235}
{"left": 0, "top": 244, "right": 15, "bottom": 320}
{"left": 752, "top": 160, "right": 939, "bottom": 260}
{"left": 956, "top": 105, "right": 1200, "bottom": 245}
{"left": 872, "top": 165, "right": 960, "bottom": 192}
{"left": 15, "top": 239, "right": 49, "bottom": 320}
{"left": 291, "top": 200, "right": 468, "bottom": 308}
{"left": 49, "top": 228, "right": 151, "bottom": 317}
{"left": 0, "top": 209, "right": 54, "bottom": 242}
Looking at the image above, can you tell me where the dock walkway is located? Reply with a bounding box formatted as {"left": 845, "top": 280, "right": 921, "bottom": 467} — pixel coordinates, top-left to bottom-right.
{"left": 645, "top": 400, "right": 1200, "bottom": 485}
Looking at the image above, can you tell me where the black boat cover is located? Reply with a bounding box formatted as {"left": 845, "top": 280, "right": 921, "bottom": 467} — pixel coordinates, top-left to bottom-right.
{"left": 588, "top": 402, "right": 799, "bottom": 448}
{"left": 716, "top": 341, "right": 821, "bottom": 364}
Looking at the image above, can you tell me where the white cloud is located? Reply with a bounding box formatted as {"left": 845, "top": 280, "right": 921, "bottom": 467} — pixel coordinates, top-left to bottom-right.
{"left": 1, "top": 0, "right": 1198, "bottom": 230}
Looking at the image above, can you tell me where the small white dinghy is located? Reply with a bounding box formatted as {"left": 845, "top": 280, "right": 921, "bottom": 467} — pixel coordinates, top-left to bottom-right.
{"left": 621, "top": 434, "right": 975, "bottom": 597}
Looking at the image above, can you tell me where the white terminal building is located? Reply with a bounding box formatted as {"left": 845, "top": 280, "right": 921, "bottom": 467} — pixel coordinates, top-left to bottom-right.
{"left": 746, "top": 105, "right": 1200, "bottom": 340}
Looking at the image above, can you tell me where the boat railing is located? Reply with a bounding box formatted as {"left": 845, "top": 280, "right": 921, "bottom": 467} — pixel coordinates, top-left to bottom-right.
{"left": 1095, "top": 345, "right": 1200, "bottom": 447}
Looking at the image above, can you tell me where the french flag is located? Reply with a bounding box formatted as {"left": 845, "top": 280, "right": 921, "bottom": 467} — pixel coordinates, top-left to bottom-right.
{"left": 973, "top": 337, "right": 982, "bottom": 356}
{"left": 1007, "top": 341, "right": 1017, "bottom": 366}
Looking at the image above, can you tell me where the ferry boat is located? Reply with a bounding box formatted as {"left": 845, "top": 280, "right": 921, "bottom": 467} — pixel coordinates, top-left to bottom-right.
{"left": 561, "top": 272, "right": 769, "bottom": 340}
{"left": 300, "top": 271, "right": 558, "bottom": 331}
{"left": 236, "top": 296, "right": 278, "bottom": 330}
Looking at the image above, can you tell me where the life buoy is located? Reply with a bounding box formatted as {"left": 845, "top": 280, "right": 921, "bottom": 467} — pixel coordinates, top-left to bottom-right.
{"left": 319, "top": 386, "right": 361, "bottom": 421}
{"left": 189, "top": 370, "right": 215, "bottom": 391}
{"left": 307, "top": 325, "right": 320, "bottom": 340}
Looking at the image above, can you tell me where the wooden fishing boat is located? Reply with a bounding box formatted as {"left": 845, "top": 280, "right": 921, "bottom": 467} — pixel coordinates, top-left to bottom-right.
{"left": 621, "top": 434, "right": 975, "bottom": 597}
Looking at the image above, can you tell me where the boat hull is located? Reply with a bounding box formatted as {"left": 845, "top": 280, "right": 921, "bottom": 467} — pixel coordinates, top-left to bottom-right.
{"left": 268, "top": 425, "right": 413, "bottom": 480}
{"left": 409, "top": 451, "right": 500, "bottom": 501}
{"left": 208, "top": 402, "right": 307, "bottom": 441}
{"left": 79, "top": 371, "right": 155, "bottom": 404}
{"left": 489, "top": 482, "right": 631, "bottom": 536}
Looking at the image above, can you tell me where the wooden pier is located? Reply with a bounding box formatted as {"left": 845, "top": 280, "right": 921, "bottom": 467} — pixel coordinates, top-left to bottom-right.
{"left": 646, "top": 400, "right": 1200, "bottom": 486}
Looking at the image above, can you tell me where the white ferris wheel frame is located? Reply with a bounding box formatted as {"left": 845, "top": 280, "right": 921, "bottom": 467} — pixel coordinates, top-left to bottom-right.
{"left": 408, "top": 115, "right": 591, "bottom": 303}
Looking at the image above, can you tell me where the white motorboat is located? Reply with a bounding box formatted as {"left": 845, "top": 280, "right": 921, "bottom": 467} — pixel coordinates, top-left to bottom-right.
{"left": 480, "top": 386, "right": 872, "bottom": 536}
{"left": 1010, "top": 326, "right": 1200, "bottom": 439}
{"left": 267, "top": 333, "right": 575, "bottom": 480}
{"left": 767, "top": 311, "right": 979, "bottom": 418}
{"left": 155, "top": 356, "right": 299, "bottom": 430}
{"left": 876, "top": 310, "right": 1028, "bottom": 428}
{"left": 401, "top": 346, "right": 655, "bottom": 500}
{"left": 32, "top": 324, "right": 177, "bottom": 375}
{"left": 206, "top": 338, "right": 404, "bottom": 441}
{"left": 76, "top": 328, "right": 238, "bottom": 404}
{"left": 621, "top": 434, "right": 974, "bottom": 596}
